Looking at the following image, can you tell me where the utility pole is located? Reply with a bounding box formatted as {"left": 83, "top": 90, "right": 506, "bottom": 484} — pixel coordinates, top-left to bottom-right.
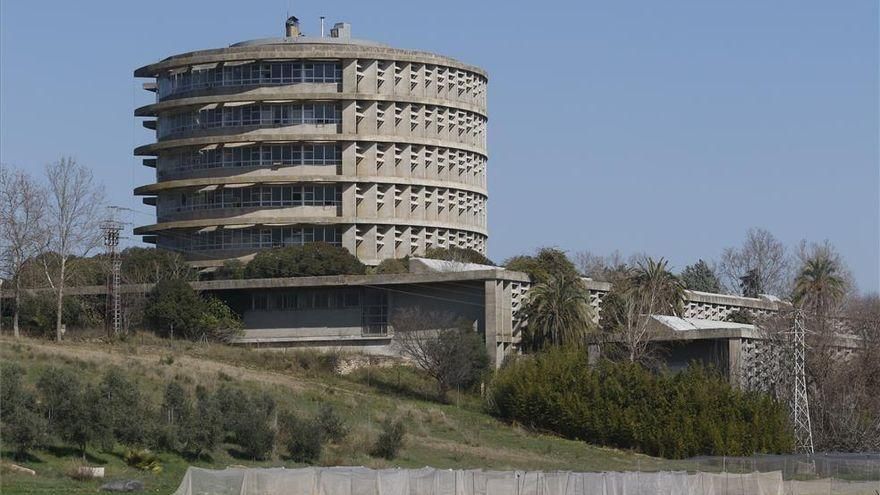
{"left": 790, "top": 309, "right": 814, "bottom": 454}
{"left": 100, "top": 211, "right": 124, "bottom": 338}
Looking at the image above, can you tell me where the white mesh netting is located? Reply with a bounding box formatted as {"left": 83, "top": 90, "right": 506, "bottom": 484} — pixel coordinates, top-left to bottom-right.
{"left": 171, "top": 467, "right": 789, "bottom": 495}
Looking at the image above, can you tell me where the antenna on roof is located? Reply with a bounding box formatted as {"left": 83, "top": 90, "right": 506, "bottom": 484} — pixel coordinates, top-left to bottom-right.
{"left": 320, "top": 16, "right": 325, "bottom": 37}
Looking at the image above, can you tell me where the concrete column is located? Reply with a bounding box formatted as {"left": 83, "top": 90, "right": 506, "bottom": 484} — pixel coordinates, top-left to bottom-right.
{"left": 358, "top": 59, "right": 378, "bottom": 93}
{"left": 728, "top": 338, "right": 743, "bottom": 388}
{"left": 341, "top": 100, "right": 357, "bottom": 134}
{"left": 341, "top": 59, "right": 358, "bottom": 93}
{"left": 341, "top": 142, "right": 357, "bottom": 176}
{"left": 484, "top": 279, "right": 511, "bottom": 369}
{"left": 341, "top": 224, "right": 357, "bottom": 256}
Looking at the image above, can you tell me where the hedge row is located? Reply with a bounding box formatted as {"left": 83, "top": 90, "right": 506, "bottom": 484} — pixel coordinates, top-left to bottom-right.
{"left": 488, "top": 349, "right": 793, "bottom": 459}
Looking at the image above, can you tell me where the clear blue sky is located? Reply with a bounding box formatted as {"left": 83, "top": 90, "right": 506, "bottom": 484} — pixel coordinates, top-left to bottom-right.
{"left": 1, "top": 0, "right": 877, "bottom": 293}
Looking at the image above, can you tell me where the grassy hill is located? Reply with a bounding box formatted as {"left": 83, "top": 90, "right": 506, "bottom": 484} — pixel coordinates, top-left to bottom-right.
{"left": 0, "top": 335, "right": 688, "bottom": 494}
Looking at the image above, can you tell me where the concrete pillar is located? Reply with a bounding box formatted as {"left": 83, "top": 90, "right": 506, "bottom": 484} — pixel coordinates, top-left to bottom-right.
{"left": 484, "top": 279, "right": 511, "bottom": 369}
{"left": 341, "top": 59, "right": 358, "bottom": 93}
{"left": 728, "top": 338, "right": 743, "bottom": 388}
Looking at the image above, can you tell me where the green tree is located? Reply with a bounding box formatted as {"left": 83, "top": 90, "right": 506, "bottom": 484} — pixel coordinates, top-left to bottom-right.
{"left": 244, "top": 243, "right": 365, "bottom": 278}
{"left": 423, "top": 246, "right": 494, "bottom": 266}
{"left": 600, "top": 258, "right": 685, "bottom": 363}
{"left": 504, "top": 248, "right": 579, "bottom": 284}
{"left": 793, "top": 243, "right": 848, "bottom": 322}
{"left": 520, "top": 273, "right": 594, "bottom": 351}
{"left": 739, "top": 268, "right": 763, "bottom": 298}
{"left": 392, "top": 309, "right": 490, "bottom": 400}
{"left": 196, "top": 297, "right": 244, "bottom": 343}
{"left": 183, "top": 386, "right": 224, "bottom": 458}
{"left": 158, "top": 381, "right": 192, "bottom": 452}
{"left": 631, "top": 257, "right": 686, "bottom": 316}
{"left": 144, "top": 279, "right": 204, "bottom": 339}
{"left": 0, "top": 365, "right": 46, "bottom": 457}
{"left": 680, "top": 260, "right": 721, "bottom": 293}
{"left": 37, "top": 367, "right": 111, "bottom": 459}
{"left": 216, "top": 385, "right": 276, "bottom": 460}
{"left": 99, "top": 368, "right": 154, "bottom": 447}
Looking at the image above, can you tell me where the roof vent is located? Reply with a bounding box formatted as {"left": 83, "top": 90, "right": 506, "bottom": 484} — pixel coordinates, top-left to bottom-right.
{"left": 285, "top": 16, "right": 301, "bottom": 38}
{"left": 330, "top": 22, "right": 351, "bottom": 39}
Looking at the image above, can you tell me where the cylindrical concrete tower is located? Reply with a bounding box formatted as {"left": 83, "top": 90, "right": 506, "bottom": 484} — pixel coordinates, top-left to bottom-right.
{"left": 133, "top": 19, "right": 488, "bottom": 268}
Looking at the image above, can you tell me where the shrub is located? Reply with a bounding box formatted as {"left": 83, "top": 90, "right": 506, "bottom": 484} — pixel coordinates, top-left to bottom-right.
{"left": 488, "top": 348, "right": 793, "bottom": 459}
{"left": 374, "top": 258, "right": 409, "bottom": 274}
{"left": 372, "top": 417, "right": 405, "bottom": 459}
{"left": 196, "top": 297, "right": 244, "bottom": 342}
{"left": 316, "top": 404, "right": 348, "bottom": 443}
{"left": 244, "top": 243, "right": 366, "bottom": 278}
{"left": 123, "top": 448, "right": 162, "bottom": 473}
{"left": 423, "top": 247, "right": 493, "bottom": 266}
{"left": 280, "top": 412, "right": 323, "bottom": 463}
{"left": 215, "top": 259, "right": 246, "bottom": 280}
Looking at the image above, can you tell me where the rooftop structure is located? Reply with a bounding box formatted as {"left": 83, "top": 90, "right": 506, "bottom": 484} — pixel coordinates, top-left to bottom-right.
{"left": 133, "top": 18, "right": 489, "bottom": 268}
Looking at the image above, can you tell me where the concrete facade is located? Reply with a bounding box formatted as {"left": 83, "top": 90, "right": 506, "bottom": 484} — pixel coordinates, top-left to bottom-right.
{"left": 133, "top": 19, "right": 488, "bottom": 267}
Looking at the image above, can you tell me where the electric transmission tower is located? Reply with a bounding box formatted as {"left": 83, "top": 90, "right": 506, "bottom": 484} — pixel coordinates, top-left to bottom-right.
{"left": 100, "top": 210, "right": 125, "bottom": 338}
{"left": 790, "top": 308, "right": 814, "bottom": 454}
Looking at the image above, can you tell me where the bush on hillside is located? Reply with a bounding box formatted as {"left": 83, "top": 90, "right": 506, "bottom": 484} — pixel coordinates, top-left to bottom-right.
{"left": 216, "top": 385, "right": 277, "bottom": 460}
{"left": 372, "top": 417, "right": 406, "bottom": 460}
{"left": 280, "top": 412, "right": 323, "bottom": 463}
{"left": 423, "top": 247, "right": 493, "bottom": 266}
{"left": 488, "top": 348, "right": 793, "bottom": 459}
{"left": 316, "top": 403, "right": 349, "bottom": 443}
{"left": 37, "top": 367, "right": 113, "bottom": 458}
{"left": 98, "top": 368, "right": 155, "bottom": 447}
{"left": 0, "top": 365, "right": 46, "bottom": 457}
{"left": 244, "top": 243, "right": 366, "bottom": 278}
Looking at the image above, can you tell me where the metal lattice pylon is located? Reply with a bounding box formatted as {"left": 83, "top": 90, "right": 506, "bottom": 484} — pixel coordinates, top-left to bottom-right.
{"left": 790, "top": 309, "right": 814, "bottom": 454}
{"left": 100, "top": 218, "right": 123, "bottom": 338}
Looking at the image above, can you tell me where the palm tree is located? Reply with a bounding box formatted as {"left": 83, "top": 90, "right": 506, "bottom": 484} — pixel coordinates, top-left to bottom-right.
{"left": 521, "top": 273, "right": 594, "bottom": 351}
{"left": 630, "top": 257, "right": 686, "bottom": 316}
{"left": 793, "top": 250, "right": 846, "bottom": 323}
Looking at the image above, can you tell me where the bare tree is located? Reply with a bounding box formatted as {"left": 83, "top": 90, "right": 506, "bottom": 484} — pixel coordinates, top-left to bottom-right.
{"left": 42, "top": 157, "right": 105, "bottom": 341}
{"left": 599, "top": 258, "right": 684, "bottom": 364}
{"left": 719, "top": 227, "right": 791, "bottom": 297}
{"left": 391, "top": 308, "right": 488, "bottom": 400}
{"left": 0, "top": 166, "right": 47, "bottom": 337}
